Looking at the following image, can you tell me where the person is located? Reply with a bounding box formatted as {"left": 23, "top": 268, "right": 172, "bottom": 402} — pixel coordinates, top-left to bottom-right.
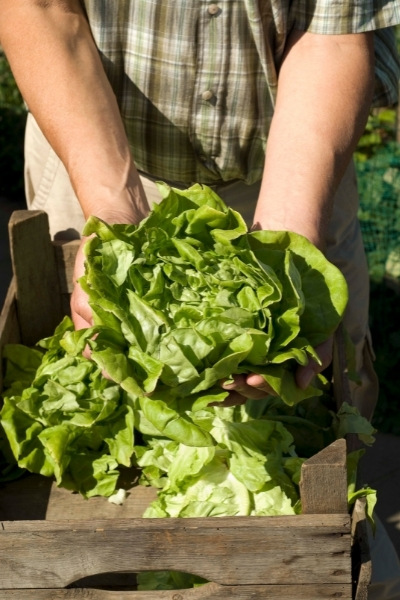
{"left": 1, "top": 0, "right": 399, "bottom": 411}
{"left": 1, "top": 2, "right": 400, "bottom": 595}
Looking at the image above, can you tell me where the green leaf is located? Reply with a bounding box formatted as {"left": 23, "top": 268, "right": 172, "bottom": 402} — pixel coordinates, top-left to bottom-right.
{"left": 139, "top": 395, "right": 214, "bottom": 447}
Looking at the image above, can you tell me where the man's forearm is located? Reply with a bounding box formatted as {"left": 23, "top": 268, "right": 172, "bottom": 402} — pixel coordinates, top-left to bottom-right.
{"left": 254, "top": 30, "right": 375, "bottom": 250}
{"left": 0, "top": 0, "right": 148, "bottom": 224}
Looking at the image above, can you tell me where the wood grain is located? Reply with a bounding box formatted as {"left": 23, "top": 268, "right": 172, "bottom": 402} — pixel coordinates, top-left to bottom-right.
{"left": 0, "top": 211, "right": 366, "bottom": 599}
{"left": 0, "top": 582, "right": 353, "bottom": 599}
{"left": 0, "top": 469, "right": 157, "bottom": 521}
{"left": 0, "top": 515, "right": 351, "bottom": 589}
{"left": 300, "top": 438, "right": 348, "bottom": 515}
{"left": 352, "top": 499, "right": 372, "bottom": 600}
{"left": 53, "top": 239, "right": 80, "bottom": 316}
{"left": 0, "top": 277, "right": 21, "bottom": 391}
{"left": 8, "top": 211, "right": 64, "bottom": 345}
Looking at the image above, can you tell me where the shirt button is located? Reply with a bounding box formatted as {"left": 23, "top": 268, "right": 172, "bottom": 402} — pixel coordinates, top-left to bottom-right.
{"left": 208, "top": 4, "right": 221, "bottom": 15}
{"left": 202, "top": 90, "right": 214, "bottom": 101}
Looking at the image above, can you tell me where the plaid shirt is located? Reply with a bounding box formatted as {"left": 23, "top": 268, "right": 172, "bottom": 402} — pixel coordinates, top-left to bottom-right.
{"left": 83, "top": 0, "right": 400, "bottom": 185}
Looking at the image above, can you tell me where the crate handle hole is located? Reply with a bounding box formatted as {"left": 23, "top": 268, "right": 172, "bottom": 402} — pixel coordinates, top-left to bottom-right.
{"left": 67, "top": 570, "right": 209, "bottom": 591}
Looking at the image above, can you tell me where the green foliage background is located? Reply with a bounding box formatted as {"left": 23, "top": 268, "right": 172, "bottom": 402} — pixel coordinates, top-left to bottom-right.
{"left": 0, "top": 47, "right": 399, "bottom": 434}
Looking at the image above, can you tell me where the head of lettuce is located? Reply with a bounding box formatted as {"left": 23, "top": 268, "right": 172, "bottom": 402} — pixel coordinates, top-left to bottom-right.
{"left": 0, "top": 183, "right": 351, "bottom": 499}
{"left": 80, "top": 182, "right": 348, "bottom": 409}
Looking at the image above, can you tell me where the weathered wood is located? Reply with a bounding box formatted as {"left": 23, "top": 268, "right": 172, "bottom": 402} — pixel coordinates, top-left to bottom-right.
{"left": 53, "top": 239, "right": 80, "bottom": 295}
{"left": 0, "top": 277, "right": 21, "bottom": 391}
{"left": 0, "top": 515, "right": 351, "bottom": 589}
{"left": 53, "top": 239, "right": 80, "bottom": 316}
{"left": 0, "top": 473, "right": 52, "bottom": 520}
{"left": 0, "top": 469, "right": 156, "bottom": 521}
{"left": 0, "top": 582, "right": 353, "bottom": 599}
{"left": 0, "top": 209, "right": 369, "bottom": 599}
{"left": 0, "top": 278, "right": 20, "bottom": 347}
{"left": 8, "top": 210, "right": 64, "bottom": 345}
{"left": 300, "top": 438, "right": 348, "bottom": 514}
{"left": 1, "top": 513, "right": 351, "bottom": 532}
{"left": 352, "top": 499, "right": 372, "bottom": 600}
{"left": 45, "top": 474, "right": 156, "bottom": 521}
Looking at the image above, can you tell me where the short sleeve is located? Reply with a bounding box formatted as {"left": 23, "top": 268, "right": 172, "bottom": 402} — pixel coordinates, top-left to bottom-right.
{"left": 373, "top": 26, "right": 400, "bottom": 106}
{"left": 288, "top": 2, "right": 400, "bottom": 106}
{"left": 290, "top": 1, "right": 400, "bottom": 34}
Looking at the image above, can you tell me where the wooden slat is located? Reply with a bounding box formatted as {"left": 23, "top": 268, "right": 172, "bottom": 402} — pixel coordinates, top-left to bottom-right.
{"left": 53, "top": 239, "right": 80, "bottom": 316}
{"left": 300, "top": 438, "right": 348, "bottom": 514}
{"left": 0, "top": 278, "right": 20, "bottom": 348}
{"left": 0, "top": 513, "right": 351, "bottom": 532}
{"left": 45, "top": 474, "right": 157, "bottom": 521}
{"left": 0, "top": 582, "right": 352, "bottom": 600}
{"left": 352, "top": 499, "right": 372, "bottom": 600}
{"left": 53, "top": 239, "right": 80, "bottom": 295}
{"left": 8, "top": 211, "right": 64, "bottom": 345}
{"left": 0, "top": 469, "right": 157, "bottom": 521}
{"left": 0, "top": 277, "right": 21, "bottom": 391}
{"left": 0, "top": 211, "right": 364, "bottom": 599}
{"left": 0, "top": 515, "right": 351, "bottom": 589}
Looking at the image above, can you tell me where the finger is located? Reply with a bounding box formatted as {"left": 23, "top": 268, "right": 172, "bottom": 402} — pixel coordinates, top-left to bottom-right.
{"left": 221, "top": 374, "right": 274, "bottom": 400}
{"left": 72, "top": 311, "right": 92, "bottom": 331}
{"left": 296, "top": 337, "right": 333, "bottom": 390}
{"left": 245, "top": 373, "right": 274, "bottom": 392}
{"left": 70, "top": 236, "right": 94, "bottom": 330}
{"left": 82, "top": 342, "right": 92, "bottom": 360}
{"left": 210, "top": 391, "right": 247, "bottom": 407}
{"left": 70, "top": 281, "right": 93, "bottom": 330}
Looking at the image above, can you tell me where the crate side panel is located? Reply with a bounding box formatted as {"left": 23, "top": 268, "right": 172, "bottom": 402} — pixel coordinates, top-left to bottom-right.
{"left": 0, "top": 582, "right": 353, "bottom": 599}
{"left": 0, "top": 517, "right": 351, "bottom": 588}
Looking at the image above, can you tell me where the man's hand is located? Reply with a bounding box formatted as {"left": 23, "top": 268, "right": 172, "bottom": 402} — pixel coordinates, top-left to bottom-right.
{"left": 70, "top": 237, "right": 93, "bottom": 331}
{"left": 220, "top": 337, "right": 333, "bottom": 406}
{"left": 71, "top": 194, "right": 150, "bottom": 333}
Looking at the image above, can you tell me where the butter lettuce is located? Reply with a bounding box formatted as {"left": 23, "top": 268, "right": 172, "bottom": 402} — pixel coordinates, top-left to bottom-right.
{"left": 81, "top": 183, "right": 348, "bottom": 409}
{"left": 1, "top": 183, "right": 366, "bottom": 505}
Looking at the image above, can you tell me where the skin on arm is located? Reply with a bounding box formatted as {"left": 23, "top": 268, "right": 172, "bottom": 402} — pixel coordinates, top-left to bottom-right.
{"left": 222, "top": 29, "right": 375, "bottom": 403}
{"left": 0, "top": 0, "right": 150, "bottom": 328}
{"left": 0, "top": 6, "right": 374, "bottom": 402}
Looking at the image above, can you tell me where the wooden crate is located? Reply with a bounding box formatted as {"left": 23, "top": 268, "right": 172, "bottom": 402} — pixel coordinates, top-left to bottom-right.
{"left": 0, "top": 210, "right": 371, "bottom": 599}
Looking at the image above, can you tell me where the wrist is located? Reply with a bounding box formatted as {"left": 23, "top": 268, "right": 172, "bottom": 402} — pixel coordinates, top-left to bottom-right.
{"left": 251, "top": 211, "right": 327, "bottom": 252}
{"left": 76, "top": 173, "right": 150, "bottom": 226}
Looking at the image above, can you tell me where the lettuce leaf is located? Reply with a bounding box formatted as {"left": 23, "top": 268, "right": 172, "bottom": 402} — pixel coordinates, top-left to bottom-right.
{"left": 1, "top": 183, "right": 370, "bottom": 513}
{"left": 80, "top": 184, "right": 348, "bottom": 409}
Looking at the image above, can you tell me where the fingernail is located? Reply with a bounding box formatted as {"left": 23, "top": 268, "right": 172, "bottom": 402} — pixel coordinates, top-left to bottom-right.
{"left": 221, "top": 382, "right": 236, "bottom": 390}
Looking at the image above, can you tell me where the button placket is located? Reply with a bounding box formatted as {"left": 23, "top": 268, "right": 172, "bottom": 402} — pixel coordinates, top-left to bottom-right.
{"left": 208, "top": 4, "right": 221, "bottom": 16}
{"left": 190, "top": 1, "right": 225, "bottom": 175}
{"left": 200, "top": 3, "right": 221, "bottom": 106}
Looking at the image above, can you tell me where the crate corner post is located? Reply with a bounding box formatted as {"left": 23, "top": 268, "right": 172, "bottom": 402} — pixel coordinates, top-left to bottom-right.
{"left": 8, "top": 210, "right": 64, "bottom": 346}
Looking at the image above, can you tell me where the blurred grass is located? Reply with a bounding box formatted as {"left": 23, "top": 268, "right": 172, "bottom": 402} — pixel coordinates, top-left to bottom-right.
{"left": 0, "top": 48, "right": 399, "bottom": 434}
